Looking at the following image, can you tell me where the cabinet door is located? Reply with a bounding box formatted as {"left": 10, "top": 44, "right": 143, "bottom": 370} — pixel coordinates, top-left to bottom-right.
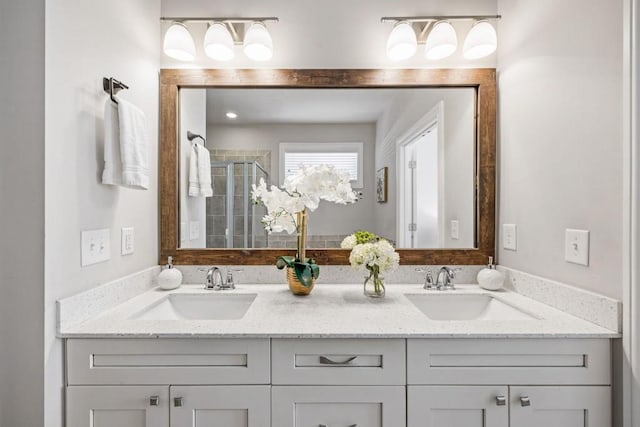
{"left": 510, "top": 386, "right": 611, "bottom": 427}
{"left": 408, "top": 386, "right": 508, "bottom": 427}
{"left": 272, "top": 386, "right": 405, "bottom": 427}
{"left": 170, "top": 386, "right": 270, "bottom": 427}
{"left": 66, "top": 386, "right": 169, "bottom": 427}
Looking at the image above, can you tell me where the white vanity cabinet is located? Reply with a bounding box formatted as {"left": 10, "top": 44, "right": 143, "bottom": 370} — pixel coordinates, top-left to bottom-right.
{"left": 271, "top": 339, "right": 407, "bottom": 427}
{"left": 65, "top": 339, "right": 271, "bottom": 427}
{"left": 406, "top": 339, "right": 612, "bottom": 427}
{"left": 64, "top": 337, "right": 613, "bottom": 427}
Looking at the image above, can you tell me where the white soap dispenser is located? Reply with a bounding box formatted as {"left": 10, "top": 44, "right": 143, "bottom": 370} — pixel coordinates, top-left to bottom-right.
{"left": 477, "top": 256, "right": 504, "bottom": 291}
{"left": 158, "top": 256, "right": 183, "bottom": 290}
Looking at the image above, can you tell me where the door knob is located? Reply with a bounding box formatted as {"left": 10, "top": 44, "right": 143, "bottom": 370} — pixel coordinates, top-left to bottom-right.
{"left": 174, "top": 397, "right": 184, "bottom": 407}
{"left": 495, "top": 395, "right": 506, "bottom": 406}
{"left": 149, "top": 396, "right": 159, "bottom": 406}
{"left": 520, "top": 396, "right": 531, "bottom": 407}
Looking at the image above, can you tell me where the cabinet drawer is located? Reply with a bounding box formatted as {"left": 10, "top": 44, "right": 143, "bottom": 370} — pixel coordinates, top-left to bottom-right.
{"left": 67, "top": 338, "right": 270, "bottom": 385}
{"left": 272, "top": 339, "right": 405, "bottom": 385}
{"left": 407, "top": 339, "right": 610, "bottom": 385}
{"left": 272, "top": 386, "right": 406, "bottom": 427}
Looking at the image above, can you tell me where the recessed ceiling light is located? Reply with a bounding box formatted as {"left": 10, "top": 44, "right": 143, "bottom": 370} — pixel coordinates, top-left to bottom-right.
{"left": 226, "top": 112, "right": 238, "bottom": 119}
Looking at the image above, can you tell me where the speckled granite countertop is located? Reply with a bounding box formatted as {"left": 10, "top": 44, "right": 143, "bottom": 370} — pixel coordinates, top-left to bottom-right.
{"left": 58, "top": 284, "right": 619, "bottom": 339}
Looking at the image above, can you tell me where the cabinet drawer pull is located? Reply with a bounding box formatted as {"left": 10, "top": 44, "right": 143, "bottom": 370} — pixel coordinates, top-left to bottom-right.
{"left": 495, "top": 395, "right": 506, "bottom": 406}
{"left": 520, "top": 396, "right": 531, "bottom": 407}
{"left": 149, "top": 396, "right": 159, "bottom": 406}
{"left": 319, "top": 356, "right": 358, "bottom": 365}
{"left": 174, "top": 397, "right": 184, "bottom": 407}
{"left": 319, "top": 425, "right": 357, "bottom": 427}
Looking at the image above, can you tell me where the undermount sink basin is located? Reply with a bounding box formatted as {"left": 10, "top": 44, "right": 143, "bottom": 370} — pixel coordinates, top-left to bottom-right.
{"left": 405, "top": 293, "right": 539, "bottom": 321}
{"left": 130, "top": 293, "right": 256, "bottom": 321}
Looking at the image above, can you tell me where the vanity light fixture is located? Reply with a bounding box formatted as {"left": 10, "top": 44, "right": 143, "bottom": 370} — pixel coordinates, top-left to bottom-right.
{"left": 424, "top": 21, "right": 458, "bottom": 60}
{"left": 386, "top": 21, "right": 418, "bottom": 61}
{"left": 462, "top": 20, "right": 498, "bottom": 59}
{"left": 160, "top": 17, "right": 279, "bottom": 62}
{"left": 204, "top": 22, "right": 235, "bottom": 61}
{"left": 381, "top": 15, "right": 500, "bottom": 61}
{"left": 225, "top": 111, "right": 238, "bottom": 119}
{"left": 243, "top": 22, "right": 274, "bottom": 61}
{"left": 163, "top": 22, "right": 196, "bottom": 61}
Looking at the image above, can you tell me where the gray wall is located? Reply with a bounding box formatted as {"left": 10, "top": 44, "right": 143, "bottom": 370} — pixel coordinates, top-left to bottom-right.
{"left": 497, "top": 0, "right": 623, "bottom": 299}
{"left": 0, "top": 2, "right": 45, "bottom": 427}
{"left": 44, "top": 1, "right": 161, "bottom": 425}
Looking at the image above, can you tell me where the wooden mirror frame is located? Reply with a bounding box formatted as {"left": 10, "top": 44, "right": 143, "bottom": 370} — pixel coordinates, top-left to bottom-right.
{"left": 160, "top": 68, "right": 496, "bottom": 265}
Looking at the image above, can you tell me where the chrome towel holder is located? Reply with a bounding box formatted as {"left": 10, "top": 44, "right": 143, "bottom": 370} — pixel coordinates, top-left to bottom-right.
{"left": 103, "top": 77, "right": 129, "bottom": 104}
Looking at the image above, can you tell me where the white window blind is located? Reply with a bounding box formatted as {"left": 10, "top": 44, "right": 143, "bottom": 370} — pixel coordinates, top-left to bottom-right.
{"left": 279, "top": 142, "right": 364, "bottom": 188}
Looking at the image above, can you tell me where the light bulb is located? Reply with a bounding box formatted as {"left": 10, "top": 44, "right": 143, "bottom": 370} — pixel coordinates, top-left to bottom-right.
{"left": 163, "top": 23, "right": 196, "bottom": 61}
{"left": 243, "top": 22, "right": 273, "bottom": 61}
{"left": 386, "top": 21, "right": 417, "bottom": 61}
{"left": 204, "top": 22, "right": 235, "bottom": 61}
{"left": 425, "top": 21, "right": 458, "bottom": 60}
{"left": 463, "top": 21, "right": 497, "bottom": 59}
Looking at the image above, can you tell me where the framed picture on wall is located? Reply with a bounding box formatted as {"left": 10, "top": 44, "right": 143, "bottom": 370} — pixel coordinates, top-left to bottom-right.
{"left": 376, "top": 167, "right": 388, "bottom": 203}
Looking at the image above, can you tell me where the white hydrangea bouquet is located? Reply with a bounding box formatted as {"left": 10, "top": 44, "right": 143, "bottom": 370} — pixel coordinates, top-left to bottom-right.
{"left": 341, "top": 231, "right": 400, "bottom": 297}
{"left": 252, "top": 164, "right": 357, "bottom": 294}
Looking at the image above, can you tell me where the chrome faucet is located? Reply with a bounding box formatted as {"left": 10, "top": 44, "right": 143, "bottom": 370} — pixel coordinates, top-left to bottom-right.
{"left": 418, "top": 266, "right": 459, "bottom": 290}
{"left": 201, "top": 267, "right": 240, "bottom": 290}
{"left": 204, "top": 266, "right": 224, "bottom": 290}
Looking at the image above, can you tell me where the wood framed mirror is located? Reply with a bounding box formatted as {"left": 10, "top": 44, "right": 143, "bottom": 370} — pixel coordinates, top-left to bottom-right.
{"left": 160, "top": 69, "right": 496, "bottom": 265}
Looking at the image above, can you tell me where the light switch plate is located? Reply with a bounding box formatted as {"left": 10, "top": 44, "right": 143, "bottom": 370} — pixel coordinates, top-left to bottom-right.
{"left": 565, "top": 229, "right": 589, "bottom": 266}
{"left": 189, "top": 221, "right": 200, "bottom": 241}
{"left": 81, "top": 228, "right": 110, "bottom": 266}
{"left": 450, "top": 220, "right": 459, "bottom": 240}
{"left": 121, "top": 227, "right": 134, "bottom": 255}
{"left": 503, "top": 224, "right": 517, "bottom": 251}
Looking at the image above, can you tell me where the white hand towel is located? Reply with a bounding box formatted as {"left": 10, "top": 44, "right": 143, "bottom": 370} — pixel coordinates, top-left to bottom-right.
{"left": 188, "top": 144, "right": 200, "bottom": 197}
{"left": 196, "top": 144, "right": 213, "bottom": 197}
{"left": 117, "top": 98, "right": 149, "bottom": 190}
{"left": 101, "top": 100, "right": 122, "bottom": 185}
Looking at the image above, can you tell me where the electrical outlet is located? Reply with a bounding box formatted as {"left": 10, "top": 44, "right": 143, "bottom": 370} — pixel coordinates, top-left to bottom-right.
{"left": 121, "top": 227, "right": 134, "bottom": 255}
{"left": 189, "top": 221, "right": 200, "bottom": 241}
{"left": 81, "top": 228, "right": 110, "bottom": 266}
{"left": 565, "top": 229, "right": 589, "bottom": 266}
{"left": 451, "top": 220, "right": 459, "bottom": 240}
{"left": 503, "top": 224, "right": 517, "bottom": 251}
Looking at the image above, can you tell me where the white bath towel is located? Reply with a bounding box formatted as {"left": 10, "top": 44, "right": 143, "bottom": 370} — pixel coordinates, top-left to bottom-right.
{"left": 101, "top": 99, "right": 122, "bottom": 185}
{"left": 188, "top": 143, "right": 213, "bottom": 197}
{"left": 117, "top": 98, "right": 149, "bottom": 190}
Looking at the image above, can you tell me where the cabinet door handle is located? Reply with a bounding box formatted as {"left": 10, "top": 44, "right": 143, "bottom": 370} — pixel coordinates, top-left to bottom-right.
{"left": 495, "top": 395, "right": 506, "bottom": 406}
{"left": 319, "top": 425, "right": 357, "bottom": 427}
{"left": 149, "top": 396, "right": 159, "bottom": 406}
{"left": 319, "top": 355, "right": 358, "bottom": 365}
{"left": 520, "top": 396, "right": 531, "bottom": 407}
{"left": 174, "top": 397, "right": 184, "bottom": 407}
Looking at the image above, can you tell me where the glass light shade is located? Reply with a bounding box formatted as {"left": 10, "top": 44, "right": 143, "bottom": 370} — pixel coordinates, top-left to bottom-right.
{"left": 204, "top": 23, "right": 235, "bottom": 61}
{"left": 425, "top": 21, "right": 458, "bottom": 60}
{"left": 163, "top": 23, "right": 196, "bottom": 61}
{"left": 463, "top": 21, "right": 497, "bottom": 59}
{"left": 386, "top": 21, "right": 417, "bottom": 61}
{"left": 243, "top": 22, "right": 273, "bottom": 61}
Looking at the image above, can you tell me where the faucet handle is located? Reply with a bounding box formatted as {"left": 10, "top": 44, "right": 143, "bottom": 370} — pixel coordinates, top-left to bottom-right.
{"left": 224, "top": 269, "right": 242, "bottom": 289}
{"left": 416, "top": 267, "right": 434, "bottom": 289}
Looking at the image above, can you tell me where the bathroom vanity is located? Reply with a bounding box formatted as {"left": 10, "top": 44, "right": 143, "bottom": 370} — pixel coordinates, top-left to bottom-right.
{"left": 60, "top": 284, "right": 616, "bottom": 427}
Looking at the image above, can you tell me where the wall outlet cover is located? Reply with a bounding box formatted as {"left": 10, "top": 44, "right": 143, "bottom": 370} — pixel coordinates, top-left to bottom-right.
{"left": 81, "top": 228, "right": 110, "bottom": 266}
{"left": 565, "top": 229, "right": 589, "bottom": 266}
{"left": 450, "top": 220, "right": 459, "bottom": 240}
{"left": 503, "top": 223, "right": 517, "bottom": 251}
{"left": 121, "top": 227, "right": 134, "bottom": 256}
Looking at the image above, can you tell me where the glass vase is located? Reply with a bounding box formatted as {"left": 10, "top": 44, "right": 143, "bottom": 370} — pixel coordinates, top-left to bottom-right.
{"left": 363, "top": 270, "right": 385, "bottom": 298}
